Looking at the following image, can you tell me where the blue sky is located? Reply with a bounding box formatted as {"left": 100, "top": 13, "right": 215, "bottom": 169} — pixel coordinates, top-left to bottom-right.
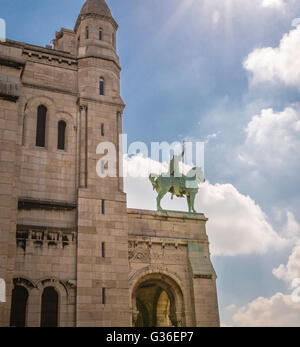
{"left": 2, "top": 0, "right": 300, "bottom": 326}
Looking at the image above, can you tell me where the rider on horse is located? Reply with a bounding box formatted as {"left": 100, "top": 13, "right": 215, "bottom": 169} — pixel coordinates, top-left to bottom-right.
{"left": 169, "top": 144, "right": 185, "bottom": 198}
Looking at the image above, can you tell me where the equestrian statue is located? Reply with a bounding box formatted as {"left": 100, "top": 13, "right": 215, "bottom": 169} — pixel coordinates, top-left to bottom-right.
{"left": 149, "top": 144, "right": 205, "bottom": 213}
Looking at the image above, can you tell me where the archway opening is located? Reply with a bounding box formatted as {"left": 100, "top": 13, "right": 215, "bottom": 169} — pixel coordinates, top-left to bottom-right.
{"left": 10, "top": 285, "right": 28, "bottom": 327}
{"left": 133, "top": 276, "right": 183, "bottom": 327}
{"left": 41, "top": 287, "right": 58, "bottom": 327}
{"left": 156, "top": 290, "right": 171, "bottom": 327}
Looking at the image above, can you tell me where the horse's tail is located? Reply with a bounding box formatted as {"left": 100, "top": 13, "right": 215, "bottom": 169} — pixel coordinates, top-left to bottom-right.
{"left": 149, "top": 174, "right": 158, "bottom": 190}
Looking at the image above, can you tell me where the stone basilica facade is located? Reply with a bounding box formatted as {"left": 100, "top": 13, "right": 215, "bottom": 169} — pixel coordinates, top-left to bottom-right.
{"left": 0, "top": 0, "right": 219, "bottom": 327}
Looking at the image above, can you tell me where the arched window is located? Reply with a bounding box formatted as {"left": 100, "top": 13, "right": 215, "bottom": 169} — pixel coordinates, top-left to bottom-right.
{"left": 36, "top": 105, "right": 47, "bottom": 147}
{"left": 85, "top": 26, "right": 89, "bottom": 39}
{"left": 57, "top": 120, "right": 66, "bottom": 150}
{"left": 41, "top": 287, "right": 58, "bottom": 327}
{"left": 112, "top": 32, "right": 115, "bottom": 48}
{"left": 99, "top": 29, "right": 103, "bottom": 41}
{"left": 99, "top": 78, "right": 104, "bottom": 96}
{"left": 10, "top": 286, "right": 29, "bottom": 327}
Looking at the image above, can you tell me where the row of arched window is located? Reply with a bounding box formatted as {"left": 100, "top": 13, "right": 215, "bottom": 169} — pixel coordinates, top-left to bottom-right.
{"left": 10, "top": 285, "right": 58, "bottom": 327}
{"left": 36, "top": 105, "right": 66, "bottom": 150}
{"left": 84, "top": 26, "right": 116, "bottom": 48}
{"left": 35, "top": 97, "right": 106, "bottom": 150}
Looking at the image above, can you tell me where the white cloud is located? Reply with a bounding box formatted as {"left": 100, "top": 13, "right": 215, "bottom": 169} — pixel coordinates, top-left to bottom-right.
{"left": 261, "top": 0, "right": 285, "bottom": 9}
{"left": 292, "top": 18, "right": 300, "bottom": 28}
{"left": 273, "top": 241, "right": 300, "bottom": 284}
{"left": 244, "top": 26, "right": 300, "bottom": 88}
{"left": 232, "top": 292, "right": 300, "bottom": 327}
{"left": 124, "top": 155, "right": 289, "bottom": 256}
{"left": 212, "top": 10, "right": 221, "bottom": 26}
{"left": 228, "top": 225, "right": 300, "bottom": 326}
{"left": 204, "top": 131, "right": 221, "bottom": 144}
{"left": 240, "top": 106, "right": 300, "bottom": 168}
{"left": 198, "top": 182, "right": 288, "bottom": 256}
{"left": 225, "top": 304, "right": 237, "bottom": 312}
{"left": 281, "top": 211, "right": 300, "bottom": 239}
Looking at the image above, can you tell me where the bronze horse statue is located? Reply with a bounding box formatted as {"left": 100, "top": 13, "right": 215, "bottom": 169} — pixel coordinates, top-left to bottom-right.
{"left": 149, "top": 167, "right": 205, "bottom": 214}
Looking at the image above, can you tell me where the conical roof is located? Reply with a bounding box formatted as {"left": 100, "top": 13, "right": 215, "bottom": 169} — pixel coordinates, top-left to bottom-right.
{"left": 80, "top": 0, "right": 112, "bottom": 18}
{"left": 75, "top": 0, "right": 118, "bottom": 31}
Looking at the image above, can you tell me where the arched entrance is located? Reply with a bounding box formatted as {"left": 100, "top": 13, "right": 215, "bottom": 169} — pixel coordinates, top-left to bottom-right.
{"left": 131, "top": 273, "right": 185, "bottom": 327}
{"left": 40, "top": 287, "right": 59, "bottom": 327}
{"left": 10, "top": 285, "right": 29, "bottom": 327}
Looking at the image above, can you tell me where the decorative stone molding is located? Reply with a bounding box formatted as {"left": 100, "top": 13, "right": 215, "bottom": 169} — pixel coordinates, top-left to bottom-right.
{"left": 128, "top": 246, "right": 150, "bottom": 263}
{"left": 66, "top": 280, "right": 77, "bottom": 289}
{"left": 16, "top": 225, "right": 77, "bottom": 251}
{"left": 23, "top": 50, "right": 77, "bottom": 68}
{"left": 18, "top": 198, "right": 77, "bottom": 211}
{"left": 0, "top": 80, "right": 21, "bottom": 101}
{"left": 13, "top": 277, "right": 36, "bottom": 290}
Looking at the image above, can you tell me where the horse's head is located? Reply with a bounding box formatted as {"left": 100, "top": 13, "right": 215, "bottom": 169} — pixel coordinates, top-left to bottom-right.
{"left": 185, "top": 167, "right": 205, "bottom": 188}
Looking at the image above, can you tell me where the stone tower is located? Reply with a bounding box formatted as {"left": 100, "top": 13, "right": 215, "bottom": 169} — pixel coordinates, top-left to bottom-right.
{"left": 0, "top": 0, "right": 220, "bottom": 327}
{"left": 57, "top": 0, "right": 130, "bottom": 326}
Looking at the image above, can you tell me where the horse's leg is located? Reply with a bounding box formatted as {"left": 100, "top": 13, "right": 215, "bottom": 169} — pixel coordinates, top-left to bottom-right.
{"left": 157, "top": 190, "right": 165, "bottom": 211}
{"left": 190, "top": 191, "right": 197, "bottom": 213}
{"left": 157, "top": 191, "right": 162, "bottom": 211}
{"left": 157, "top": 189, "right": 169, "bottom": 211}
{"left": 186, "top": 193, "right": 192, "bottom": 213}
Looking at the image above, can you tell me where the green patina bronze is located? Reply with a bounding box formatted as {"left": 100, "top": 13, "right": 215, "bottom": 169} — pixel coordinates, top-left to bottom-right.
{"left": 149, "top": 147, "right": 205, "bottom": 214}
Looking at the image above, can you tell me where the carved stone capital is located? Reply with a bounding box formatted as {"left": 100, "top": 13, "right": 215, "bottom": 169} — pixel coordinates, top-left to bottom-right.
{"left": 132, "top": 310, "right": 139, "bottom": 326}
{"left": 79, "top": 105, "right": 88, "bottom": 112}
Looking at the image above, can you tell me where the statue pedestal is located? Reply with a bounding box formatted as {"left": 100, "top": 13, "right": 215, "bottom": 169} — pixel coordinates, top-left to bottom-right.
{"left": 127, "top": 208, "right": 220, "bottom": 327}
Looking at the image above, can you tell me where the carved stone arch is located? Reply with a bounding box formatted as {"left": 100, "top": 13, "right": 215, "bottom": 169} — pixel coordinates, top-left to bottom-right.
{"left": 13, "top": 276, "right": 37, "bottom": 290}
{"left": 130, "top": 266, "right": 186, "bottom": 327}
{"left": 10, "top": 277, "right": 36, "bottom": 327}
{"left": 36, "top": 277, "right": 69, "bottom": 299}
{"left": 24, "top": 95, "right": 55, "bottom": 111}
{"left": 22, "top": 95, "right": 55, "bottom": 148}
{"left": 129, "top": 265, "right": 185, "bottom": 292}
{"left": 35, "top": 277, "right": 70, "bottom": 327}
{"left": 56, "top": 110, "right": 75, "bottom": 123}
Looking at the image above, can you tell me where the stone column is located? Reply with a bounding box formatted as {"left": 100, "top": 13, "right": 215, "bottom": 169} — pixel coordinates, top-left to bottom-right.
{"left": 79, "top": 105, "right": 88, "bottom": 188}
{"left": 27, "top": 288, "right": 41, "bottom": 327}
{"left": 116, "top": 111, "right": 123, "bottom": 192}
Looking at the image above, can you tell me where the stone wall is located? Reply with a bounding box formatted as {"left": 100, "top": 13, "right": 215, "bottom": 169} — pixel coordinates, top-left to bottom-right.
{"left": 127, "top": 209, "right": 220, "bottom": 327}
{"left": 0, "top": 44, "right": 24, "bottom": 326}
{"left": 0, "top": 0, "right": 220, "bottom": 327}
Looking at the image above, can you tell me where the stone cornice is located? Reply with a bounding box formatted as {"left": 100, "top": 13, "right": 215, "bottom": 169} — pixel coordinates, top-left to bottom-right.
{"left": 78, "top": 96, "right": 125, "bottom": 110}
{"left": 74, "top": 13, "right": 118, "bottom": 33}
{"left": 16, "top": 224, "right": 76, "bottom": 233}
{"left": 22, "top": 82, "right": 78, "bottom": 97}
{"left": 18, "top": 197, "right": 77, "bottom": 211}
{"left": 0, "top": 54, "right": 25, "bottom": 69}
{"left": 127, "top": 208, "right": 208, "bottom": 222}
{"left": 23, "top": 50, "right": 77, "bottom": 68}
{"left": 78, "top": 54, "right": 121, "bottom": 71}
{"left": 4, "top": 39, "right": 76, "bottom": 59}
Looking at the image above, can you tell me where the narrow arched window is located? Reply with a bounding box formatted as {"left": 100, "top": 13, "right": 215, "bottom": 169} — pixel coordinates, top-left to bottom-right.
{"left": 99, "top": 78, "right": 104, "bottom": 96}
{"left": 36, "top": 105, "right": 47, "bottom": 147}
{"left": 112, "top": 32, "right": 115, "bottom": 48}
{"left": 10, "top": 286, "right": 28, "bottom": 327}
{"left": 86, "top": 26, "right": 89, "bottom": 39}
{"left": 57, "top": 120, "right": 66, "bottom": 150}
{"left": 99, "top": 29, "right": 103, "bottom": 41}
{"left": 41, "top": 287, "right": 58, "bottom": 327}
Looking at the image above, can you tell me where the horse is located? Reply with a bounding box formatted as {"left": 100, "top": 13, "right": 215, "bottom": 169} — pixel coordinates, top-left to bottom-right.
{"left": 149, "top": 167, "right": 205, "bottom": 214}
